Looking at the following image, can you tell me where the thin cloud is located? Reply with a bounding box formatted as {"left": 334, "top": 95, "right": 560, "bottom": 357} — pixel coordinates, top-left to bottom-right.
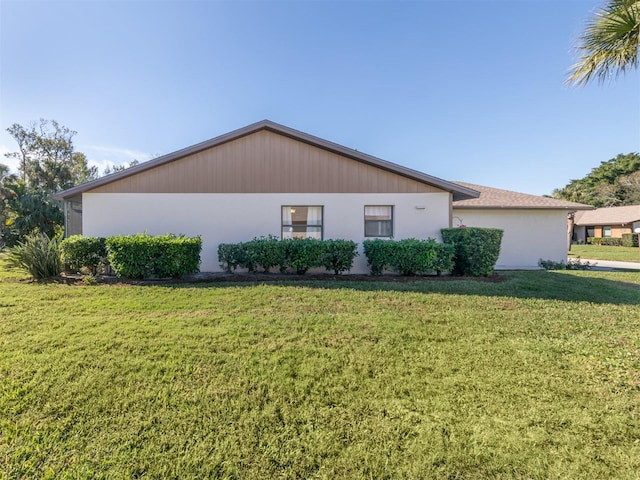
{"left": 82, "top": 145, "right": 154, "bottom": 175}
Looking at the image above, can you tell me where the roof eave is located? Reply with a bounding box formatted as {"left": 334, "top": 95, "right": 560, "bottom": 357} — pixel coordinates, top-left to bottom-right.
{"left": 453, "top": 205, "right": 595, "bottom": 210}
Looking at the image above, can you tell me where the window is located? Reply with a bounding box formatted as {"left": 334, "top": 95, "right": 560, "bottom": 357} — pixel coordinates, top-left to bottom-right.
{"left": 603, "top": 226, "right": 612, "bottom": 238}
{"left": 364, "top": 206, "right": 393, "bottom": 237}
{"left": 282, "top": 206, "right": 323, "bottom": 239}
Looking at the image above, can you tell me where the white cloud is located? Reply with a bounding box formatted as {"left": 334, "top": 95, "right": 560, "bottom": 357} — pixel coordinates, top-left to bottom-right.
{"left": 81, "top": 145, "right": 154, "bottom": 175}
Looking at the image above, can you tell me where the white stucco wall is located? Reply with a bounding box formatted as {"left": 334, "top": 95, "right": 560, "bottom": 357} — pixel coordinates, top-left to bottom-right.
{"left": 83, "top": 192, "right": 451, "bottom": 273}
{"left": 452, "top": 209, "right": 569, "bottom": 269}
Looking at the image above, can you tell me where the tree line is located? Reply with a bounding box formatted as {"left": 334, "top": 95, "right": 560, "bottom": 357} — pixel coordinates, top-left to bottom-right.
{"left": 0, "top": 119, "right": 137, "bottom": 247}
{"left": 552, "top": 153, "right": 640, "bottom": 207}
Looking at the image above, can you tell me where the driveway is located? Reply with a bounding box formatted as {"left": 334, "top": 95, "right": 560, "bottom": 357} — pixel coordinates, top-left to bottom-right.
{"left": 574, "top": 258, "right": 640, "bottom": 271}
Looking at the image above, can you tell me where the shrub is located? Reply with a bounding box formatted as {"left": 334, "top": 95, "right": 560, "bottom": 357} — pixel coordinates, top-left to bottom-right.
{"left": 60, "top": 235, "right": 107, "bottom": 274}
{"left": 430, "top": 242, "right": 456, "bottom": 275}
{"left": 5, "top": 232, "right": 63, "bottom": 279}
{"left": 245, "top": 235, "right": 285, "bottom": 272}
{"left": 363, "top": 239, "right": 393, "bottom": 275}
{"left": 282, "top": 238, "right": 324, "bottom": 274}
{"left": 587, "top": 237, "right": 623, "bottom": 246}
{"left": 106, "top": 233, "right": 201, "bottom": 279}
{"left": 441, "top": 227, "right": 503, "bottom": 277}
{"left": 321, "top": 239, "right": 358, "bottom": 274}
{"left": 218, "top": 242, "right": 245, "bottom": 273}
{"left": 538, "top": 258, "right": 593, "bottom": 270}
{"left": 621, "top": 233, "right": 639, "bottom": 247}
{"left": 363, "top": 238, "right": 454, "bottom": 276}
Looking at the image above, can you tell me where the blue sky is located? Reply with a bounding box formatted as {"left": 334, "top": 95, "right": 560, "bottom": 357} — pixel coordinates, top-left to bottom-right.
{"left": 1, "top": 0, "right": 638, "bottom": 196}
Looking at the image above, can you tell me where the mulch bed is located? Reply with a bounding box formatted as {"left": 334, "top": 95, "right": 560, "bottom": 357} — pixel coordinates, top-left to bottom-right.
{"left": 54, "top": 271, "right": 507, "bottom": 286}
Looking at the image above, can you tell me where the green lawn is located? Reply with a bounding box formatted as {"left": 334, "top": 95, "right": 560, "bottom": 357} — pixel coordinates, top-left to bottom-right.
{"left": 569, "top": 244, "right": 640, "bottom": 263}
{"left": 1, "top": 262, "right": 640, "bottom": 478}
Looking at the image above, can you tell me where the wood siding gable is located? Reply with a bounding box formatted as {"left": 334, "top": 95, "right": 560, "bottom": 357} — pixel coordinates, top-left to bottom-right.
{"left": 89, "top": 130, "right": 443, "bottom": 194}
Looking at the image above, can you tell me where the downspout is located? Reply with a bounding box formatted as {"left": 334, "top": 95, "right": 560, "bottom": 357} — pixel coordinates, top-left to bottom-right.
{"left": 567, "top": 212, "right": 575, "bottom": 252}
{"left": 63, "top": 200, "right": 69, "bottom": 238}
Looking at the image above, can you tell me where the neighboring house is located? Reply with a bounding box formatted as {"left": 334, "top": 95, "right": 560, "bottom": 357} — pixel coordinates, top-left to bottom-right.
{"left": 54, "top": 120, "right": 590, "bottom": 272}
{"left": 573, "top": 205, "right": 640, "bottom": 243}
{"left": 452, "top": 182, "right": 592, "bottom": 270}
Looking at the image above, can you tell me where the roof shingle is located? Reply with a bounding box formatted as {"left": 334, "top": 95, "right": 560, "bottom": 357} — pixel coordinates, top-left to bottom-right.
{"left": 452, "top": 182, "right": 593, "bottom": 210}
{"left": 574, "top": 205, "right": 640, "bottom": 225}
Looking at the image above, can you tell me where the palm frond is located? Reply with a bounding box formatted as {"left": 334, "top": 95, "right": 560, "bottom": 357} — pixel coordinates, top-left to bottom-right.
{"left": 567, "top": 0, "right": 640, "bottom": 85}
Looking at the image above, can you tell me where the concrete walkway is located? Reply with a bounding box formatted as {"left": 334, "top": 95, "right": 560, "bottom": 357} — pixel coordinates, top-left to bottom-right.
{"left": 572, "top": 258, "right": 640, "bottom": 271}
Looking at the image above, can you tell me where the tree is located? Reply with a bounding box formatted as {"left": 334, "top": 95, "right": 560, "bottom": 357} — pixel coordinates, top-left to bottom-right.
{"left": 567, "top": 0, "right": 640, "bottom": 85}
{"left": 2, "top": 119, "right": 96, "bottom": 246}
{"left": 103, "top": 159, "right": 139, "bottom": 176}
{"left": 5, "top": 119, "right": 97, "bottom": 191}
{"left": 552, "top": 152, "right": 640, "bottom": 206}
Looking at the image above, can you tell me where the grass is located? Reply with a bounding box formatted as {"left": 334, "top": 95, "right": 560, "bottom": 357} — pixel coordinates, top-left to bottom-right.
{"left": 569, "top": 244, "right": 640, "bottom": 263}
{"left": 1, "top": 257, "right": 640, "bottom": 478}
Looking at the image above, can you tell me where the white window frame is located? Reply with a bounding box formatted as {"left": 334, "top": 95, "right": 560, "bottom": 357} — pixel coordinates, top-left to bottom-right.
{"left": 364, "top": 205, "right": 394, "bottom": 238}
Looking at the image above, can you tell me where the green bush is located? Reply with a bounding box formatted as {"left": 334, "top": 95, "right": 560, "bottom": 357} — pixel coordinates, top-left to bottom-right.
{"left": 363, "top": 238, "right": 455, "bottom": 276}
{"left": 587, "top": 237, "right": 623, "bottom": 246}
{"left": 5, "top": 232, "right": 63, "bottom": 279}
{"left": 218, "top": 242, "right": 249, "bottom": 273}
{"left": 430, "top": 241, "right": 456, "bottom": 275}
{"left": 61, "top": 235, "right": 107, "bottom": 274}
{"left": 538, "top": 258, "right": 593, "bottom": 270}
{"left": 363, "top": 239, "right": 393, "bottom": 275}
{"left": 106, "top": 233, "right": 202, "bottom": 279}
{"left": 245, "top": 235, "right": 285, "bottom": 273}
{"left": 441, "top": 227, "right": 503, "bottom": 277}
{"left": 621, "top": 233, "right": 639, "bottom": 247}
{"left": 321, "top": 239, "right": 358, "bottom": 274}
{"left": 282, "top": 238, "right": 324, "bottom": 274}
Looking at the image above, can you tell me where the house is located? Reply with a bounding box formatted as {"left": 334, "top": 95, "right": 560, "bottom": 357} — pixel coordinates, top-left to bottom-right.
{"left": 452, "top": 182, "right": 592, "bottom": 269}
{"left": 54, "top": 120, "right": 590, "bottom": 273}
{"left": 572, "top": 205, "right": 640, "bottom": 243}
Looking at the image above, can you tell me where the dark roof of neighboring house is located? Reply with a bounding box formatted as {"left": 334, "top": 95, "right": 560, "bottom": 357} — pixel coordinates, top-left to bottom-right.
{"left": 452, "top": 182, "right": 594, "bottom": 210}
{"left": 574, "top": 205, "right": 640, "bottom": 226}
{"left": 54, "top": 120, "right": 480, "bottom": 201}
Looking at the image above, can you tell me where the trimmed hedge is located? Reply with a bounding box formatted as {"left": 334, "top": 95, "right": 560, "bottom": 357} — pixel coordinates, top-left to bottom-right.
{"left": 362, "top": 238, "right": 455, "bottom": 276}
{"left": 321, "top": 239, "right": 359, "bottom": 275}
{"left": 621, "top": 233, "right": 639, "bottom": 247}
{"left": 217, "top": 238, "right": 358, "bottom": 275}
{"left": 587, "top": 237, "right": 623, "bottom": 246}
{"left": 61, "top": 235, "right": 107, "bottom": 274}
{"left": 441, "top": 227, "right": 503, "bottom": 277}
{"left": 106, "top": 233, "right": 202, "bottom": 279}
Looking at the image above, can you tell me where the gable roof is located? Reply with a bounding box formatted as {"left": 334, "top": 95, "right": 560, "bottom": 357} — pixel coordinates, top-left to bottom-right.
{"left": 574, "top": 205, "right": 640, "bottom": 226}
{"left": 54, "top": 120, "right": 480, "bottom": 201}
{"left": 452, "top": 182, "right": 593, "bottom": 210}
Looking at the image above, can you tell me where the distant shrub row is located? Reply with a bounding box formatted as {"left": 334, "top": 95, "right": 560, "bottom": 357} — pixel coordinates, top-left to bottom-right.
{"left": 587, "top": 237, "right": 622, "bottom": 246}
{"left": 622, "top": 233, "right": 639, "bottom": 247}
{"left": 61, "top": 233, "right": 202, "bottom": 279}
{"left": 218, "top": 236, "right": 358, "bottom": 275}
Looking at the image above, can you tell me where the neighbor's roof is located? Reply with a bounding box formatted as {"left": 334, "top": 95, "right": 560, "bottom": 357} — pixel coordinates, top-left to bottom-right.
{"left": 452, "top": 182, "right": 594, "bottom": 210}
{"left": 54, "top": 120, "right": 480, "bottom": 201}
{"left": 574, "top": 205, "right": 640, "bottom": 226}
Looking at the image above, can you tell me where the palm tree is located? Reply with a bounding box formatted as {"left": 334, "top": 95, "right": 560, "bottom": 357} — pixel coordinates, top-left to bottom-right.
{"left": 568, "top": 0, "right": 640, "bottom": 85}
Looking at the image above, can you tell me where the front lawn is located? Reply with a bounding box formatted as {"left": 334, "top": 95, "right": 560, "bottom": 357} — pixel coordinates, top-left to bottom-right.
{"left": 569, "top": 244, "right": 640, "bottom": 263}
{"left": 1, "top": 264, "right": 640, "bottom": 478}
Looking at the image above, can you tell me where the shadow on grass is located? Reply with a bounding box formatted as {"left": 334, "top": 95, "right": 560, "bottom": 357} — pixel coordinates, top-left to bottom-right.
{"left": 99, "top": 270, "right": 640, "bottom": 306}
